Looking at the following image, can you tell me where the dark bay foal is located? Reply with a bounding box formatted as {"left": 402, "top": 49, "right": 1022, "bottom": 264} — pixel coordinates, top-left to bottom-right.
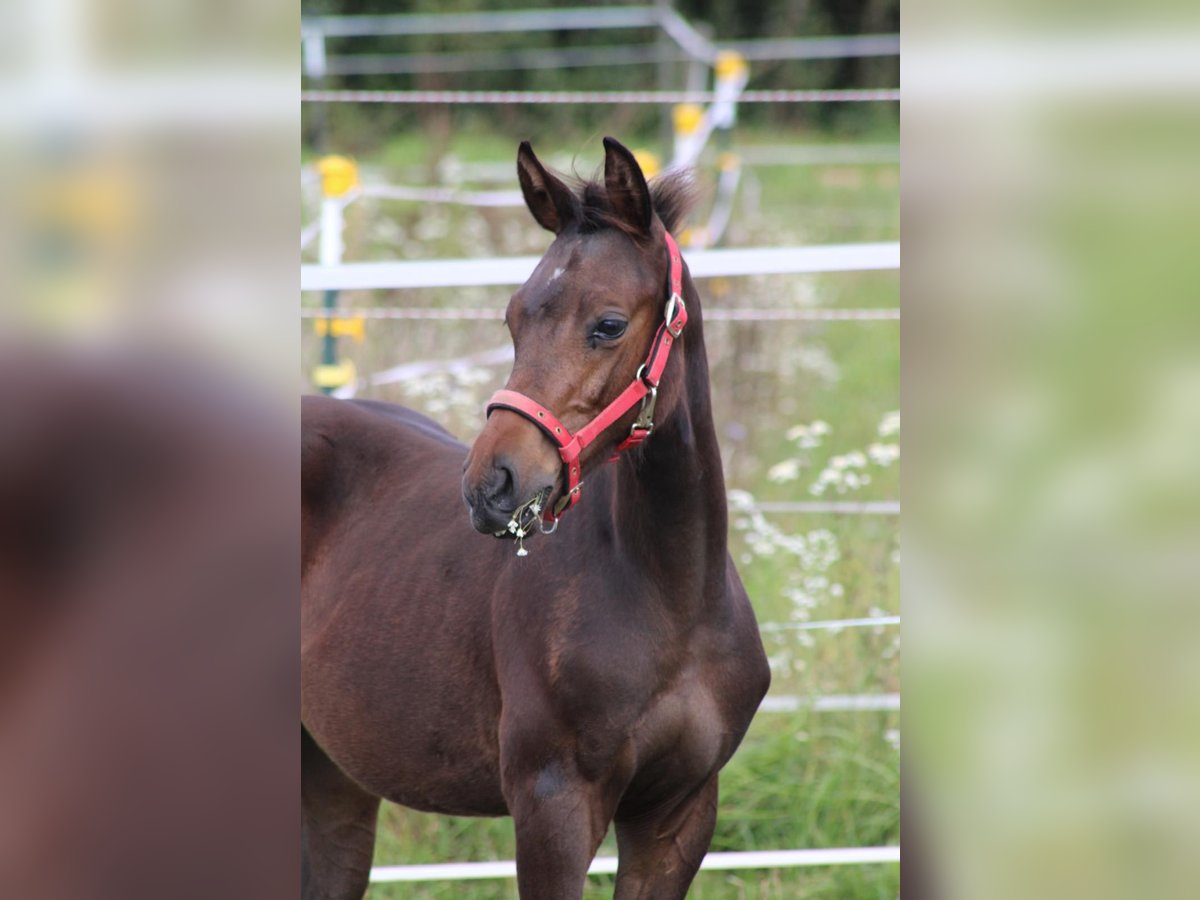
{"left": 301, "top": 137, "right": 769, "bottom": 899}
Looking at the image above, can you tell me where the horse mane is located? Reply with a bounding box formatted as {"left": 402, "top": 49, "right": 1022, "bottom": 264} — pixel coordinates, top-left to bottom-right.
{"left": 574, "top": 168, "right": 699, "bottom": 239}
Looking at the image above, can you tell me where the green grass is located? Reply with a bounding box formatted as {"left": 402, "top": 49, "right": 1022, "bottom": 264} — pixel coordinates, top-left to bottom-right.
{"left": 304, "top": 123, "right": 899, "bottom": 897}
{"left": 366, "top": 713, "right": 898, "bottom": 900}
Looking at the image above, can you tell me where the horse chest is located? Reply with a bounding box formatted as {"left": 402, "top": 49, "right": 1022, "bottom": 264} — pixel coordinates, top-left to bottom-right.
{"left": 503, "top": 610, "right": 736, "bottom": 788}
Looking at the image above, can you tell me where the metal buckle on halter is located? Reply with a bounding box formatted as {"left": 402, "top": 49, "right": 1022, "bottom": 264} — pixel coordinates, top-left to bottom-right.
{"left": 665, "top": 294, "right": 685, "bottom": 338}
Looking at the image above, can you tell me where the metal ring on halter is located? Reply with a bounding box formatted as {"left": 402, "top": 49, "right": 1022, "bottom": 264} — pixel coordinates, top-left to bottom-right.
{"left": 539, "top": 516, "right": 559, "bottom": 535}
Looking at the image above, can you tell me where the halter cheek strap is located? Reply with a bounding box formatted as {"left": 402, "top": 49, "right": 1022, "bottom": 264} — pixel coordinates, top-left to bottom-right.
{"left": 486, "top": 231, "right": 687, "bottom": 525}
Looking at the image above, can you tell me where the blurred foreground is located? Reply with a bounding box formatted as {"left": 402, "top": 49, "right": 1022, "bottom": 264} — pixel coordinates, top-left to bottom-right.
{"left": 1, "top": 0, "right": 297, "bottom": 896}
{"left": 0, "top": 350, "right": 296, "bottom": 898}
{"left": 904, "top": 5, "right": 1200, "bottom": 898}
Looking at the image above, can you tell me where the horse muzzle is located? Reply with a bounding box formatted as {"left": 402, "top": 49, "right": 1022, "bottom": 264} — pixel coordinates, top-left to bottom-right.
{"left": 462, "top": 456, "right": 556, "bottom": 537}
{"left": 462, "top": 463, "right": 517, "bottom": 534}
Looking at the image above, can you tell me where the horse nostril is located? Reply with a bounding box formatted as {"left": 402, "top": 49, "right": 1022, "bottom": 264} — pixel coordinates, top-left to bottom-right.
{"left": 489, "top": 461, "right": 516, "bottom": 503}
{"left": 472, "top": 457, "right": 517, "bottom": 508}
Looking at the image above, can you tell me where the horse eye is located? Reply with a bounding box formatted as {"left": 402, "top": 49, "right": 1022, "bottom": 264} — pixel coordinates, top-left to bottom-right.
{"left": 592, "top": 318, "right": 627, "bottom": 341}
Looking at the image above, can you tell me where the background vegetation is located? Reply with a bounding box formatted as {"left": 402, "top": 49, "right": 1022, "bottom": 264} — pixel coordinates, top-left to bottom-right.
{"left": 302, "top": 0, "right": 898, "bottom": 150}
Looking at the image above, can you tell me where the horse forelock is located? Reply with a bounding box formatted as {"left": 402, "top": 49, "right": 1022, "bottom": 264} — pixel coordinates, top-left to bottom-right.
{"left": 647, "top": 170, "right": 700, "bottom": 234}
{"left": 568, "top": 169, "right": 698, "bottom": 238}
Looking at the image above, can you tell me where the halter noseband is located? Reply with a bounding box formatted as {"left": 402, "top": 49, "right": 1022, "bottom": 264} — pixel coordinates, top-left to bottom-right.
{"left": 485, "top": 231, "right": 687, "bottom": 536}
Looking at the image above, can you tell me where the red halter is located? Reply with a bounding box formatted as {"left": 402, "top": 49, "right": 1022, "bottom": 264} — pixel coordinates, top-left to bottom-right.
{"left": 486, "top": 231, "right": 687, "bottom": 527}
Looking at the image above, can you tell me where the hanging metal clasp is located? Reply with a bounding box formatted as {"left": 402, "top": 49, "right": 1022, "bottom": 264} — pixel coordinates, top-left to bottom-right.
{"left": 630, "top": 363, "right": 658, "bottom": 435}
{"left": 632, "top": 385, "right": 657, "bottom": 435}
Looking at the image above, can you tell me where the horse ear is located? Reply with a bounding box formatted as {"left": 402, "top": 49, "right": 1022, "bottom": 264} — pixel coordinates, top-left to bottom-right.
{"left": 602, "top": 136, "right": 653, "bottom": 236}
{"left": 516, "top": 141, "right": 576, "bottom": 235}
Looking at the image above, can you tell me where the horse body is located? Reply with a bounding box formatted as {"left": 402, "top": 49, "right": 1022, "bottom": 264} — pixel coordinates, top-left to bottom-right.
{"left": 301, "top": 138, "right": 769, "bottom": 899}
{"left": 302, "top": 399, "right": 508, "bottom": 816}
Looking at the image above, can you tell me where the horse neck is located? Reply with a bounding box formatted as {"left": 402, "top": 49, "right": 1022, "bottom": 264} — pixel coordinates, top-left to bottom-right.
{"left": 608, "top": 295, "right": 729, "bottom": 610}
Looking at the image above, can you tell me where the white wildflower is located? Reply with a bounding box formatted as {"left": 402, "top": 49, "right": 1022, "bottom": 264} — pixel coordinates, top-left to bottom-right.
{"left": 767, "top": 459, "right": 801, "bottom": 482}
{"left": 727, "top": 489, "right": 754, "bottom": 510}
{"left": 785, "top": 421, "right": 827, "bottom": 451}
{"left": 793, "top": 346, "right": 840, "bottom": 384}
{"left": 878, "top": 410, "right": 900, "bottom": 437}
{"left": 867, "top": 442, "right": 900, "bottom": 466}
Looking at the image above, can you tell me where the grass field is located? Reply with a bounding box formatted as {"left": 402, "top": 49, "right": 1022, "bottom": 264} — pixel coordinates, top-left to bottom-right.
{"left": 302, "top": 123, "right": 899, "bottom": 897}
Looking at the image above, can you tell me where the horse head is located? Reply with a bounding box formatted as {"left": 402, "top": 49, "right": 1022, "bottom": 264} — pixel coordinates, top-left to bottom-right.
{"left": 462, "top": 137, "right": 694, "bottom": 544}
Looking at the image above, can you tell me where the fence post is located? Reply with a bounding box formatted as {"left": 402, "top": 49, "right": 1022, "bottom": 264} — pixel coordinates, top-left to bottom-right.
{"left": 654, "top": 0, "right": 676, "bottom": 160}
{"left": 313, "top": 155, "right": 359, "bottom": 395}
{"left": 712, "top": 51, "right": 747, "bottom": 149}
{"left": 302, "top": 27, "right": 329, "bottom": 153}
{"left": 672, "top": 102, "right": 704, "bottom": 167}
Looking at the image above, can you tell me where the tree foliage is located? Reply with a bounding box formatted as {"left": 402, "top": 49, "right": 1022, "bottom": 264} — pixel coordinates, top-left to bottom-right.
{"left": 301, "top": 0, "right": 898, "bottom": 149}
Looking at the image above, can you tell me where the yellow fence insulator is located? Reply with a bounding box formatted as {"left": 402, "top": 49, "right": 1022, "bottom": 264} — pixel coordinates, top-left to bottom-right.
{"left": 312, "top": 360, "right": 357, "bottom": 390}
{"left": 714, "top": 51, "right": 748, "bottom": 81}
{"left": 632, "top": 150, "right": 661, "bottom": 179}
{"left": 313, "top": 317, "right": 365, "bottom": 343}
{"left": 672, "top": 103, "right": 704, "bottom": 137}
{"left": 316, "top": 155, "right": 359, "bottom": 198}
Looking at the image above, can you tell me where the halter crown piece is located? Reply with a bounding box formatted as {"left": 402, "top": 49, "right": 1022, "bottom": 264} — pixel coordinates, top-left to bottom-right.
{"left": 486, "top": 231, "right": 687, "bottom": 555}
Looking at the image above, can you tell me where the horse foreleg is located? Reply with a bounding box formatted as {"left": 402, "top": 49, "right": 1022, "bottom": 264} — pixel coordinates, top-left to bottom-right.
{"left": 301, "top": 728, "right": 381, "bottom": 900}
{"left": 612, "top": 774, "right": 719, "bottom": 900}
{"left": 505, "top": 762, "right": 616, "bottom": 900}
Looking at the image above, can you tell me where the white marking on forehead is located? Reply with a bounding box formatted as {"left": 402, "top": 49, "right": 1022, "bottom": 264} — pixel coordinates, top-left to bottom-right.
{"left": 550, "top": 267, "right": 565, "bottom": 281}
